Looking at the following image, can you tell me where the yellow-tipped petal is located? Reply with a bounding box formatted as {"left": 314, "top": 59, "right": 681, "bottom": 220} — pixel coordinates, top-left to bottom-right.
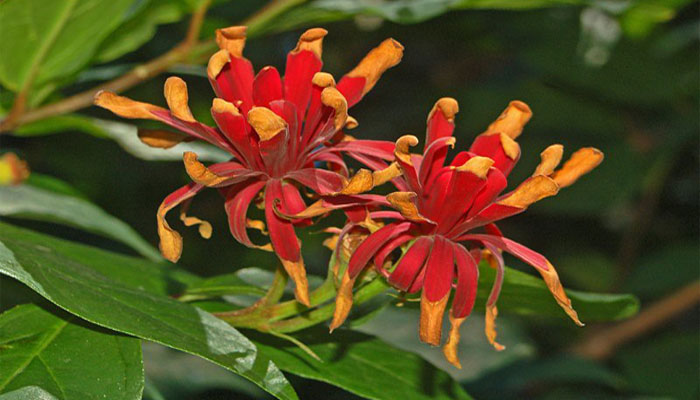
{"left": 320, "top": 87, "right": 348, "bottom": 131}
{"left": 442, "top": 314, "right": 466, "bottom": 369}
{"left": 550, "top": 147, "right": 604, "bottom": 188}
{"left": 498, "top": 175, "right": 559, "bottom": 209}
{"left": 485, "top": 304, "right": 505, "bottom": 351}
{"left": 212, "top": 98, "right": 241, "bottom": 116}
{"left": 345, "top": 38, "right": 404, "bottom": 96}
{"left": 372, "top": 162, "right": 402, "bottom": 186}
{"left": 180, "top": 211, "right": 212, "bottom": 239}
{"left": 137, "top": 129, "right": 189, "bottom": 149}
{"left": 157, "top": 202, "right": 183, "bottom": 263}
{"left": 386, "top": 192, "right": 429, "bottom": 223}
{"left": 207, "top": 49, "right": 230, "bottom": 79}
{"left": 215, "top": 26, "right": 247, "bottom": 57}
{"left": 281, "top": 257, "right": 310, "bottom": 306}
{"left": 395, "top": 135, "right": 419, "bottom": 163}
{"left": 0, "top": 153, "right": 29, "bottom": 186}
{"left": 344, "top": 115, "right": 358, "bottom": 130}
{"left": 419, "top": 292, "right": 449, "bottom": 346}
{"left": 164, "top": 77, "right": 195, "bottom": 122}
{"left": 533, "top": 144, "right": 564, "bottom": 176}
{"left": 292, "top": 28, "right": 327, "bottom": 59}
{"left": 182, "top": 151, "right": 231, "bottom": 187}
{"left": 312, "top": 72, "right": 336, "bottom": 88}
{"left": 483, "top": 100, "right": 532, "bottom": 139}
{"left": 339, "top": 169, "right": 373, "bottom": 195}
{"left": 427, "top": 97, "right": 459, "bottom": 123}
{"left": 94, "top": 91, "right": 164, "bottom": 120}
{"left": 500, "top": 132, "right": 521, "bottom": 160}
{"left": 247, "top": 107, "right": 287, "bottom": 141}
{"left": 455, "top": 156, "right": 494, "bottom": 179}
{"left": 246, "top": 219, "right": 267, "bottom": 235}
{"left": 537, "top": 262, "right": 584, "bottom": 326}
{"left": 330, "top": 272, "right": 357, "bottom": 332}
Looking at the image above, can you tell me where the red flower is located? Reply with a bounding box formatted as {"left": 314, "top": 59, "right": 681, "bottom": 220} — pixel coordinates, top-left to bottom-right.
{"left": 328, "top": 98, "right": 604, "bottom": 367}
{"left": 94, "top": 26, "right": 403, "bottom": 305}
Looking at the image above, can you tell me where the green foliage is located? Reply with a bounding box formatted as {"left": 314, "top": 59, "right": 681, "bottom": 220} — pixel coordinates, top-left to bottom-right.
{"left": 0, "top": 304, "right": 143, "bottom": 399}
{"left": 252, "top": 328, "right": 473, "bottom": 400}
{"left": 0, "top": 222, "right": 297, "bottom": 400}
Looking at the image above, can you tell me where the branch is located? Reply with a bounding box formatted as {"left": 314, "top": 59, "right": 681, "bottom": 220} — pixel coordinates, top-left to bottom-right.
{"left": 0, "top": 0, "right": 305, "bottom": 133}
{"left": 570, "top": 281, "right": 700, "bottom": 360}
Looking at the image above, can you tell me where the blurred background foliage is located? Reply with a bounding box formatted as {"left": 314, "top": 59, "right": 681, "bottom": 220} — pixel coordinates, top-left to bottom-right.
{"left": 0, "top": 0, "right": 698, "bottom": 399}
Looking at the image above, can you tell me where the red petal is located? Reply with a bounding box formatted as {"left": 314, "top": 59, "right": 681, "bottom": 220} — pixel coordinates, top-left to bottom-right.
{"left": 422, "top": 235, "right": 454, "bottom": 302}
{"left": 211, "top": 101, "right": 259, "bottom": 168}
{"left": 253, "top": 66, "right": 283, "bottom": 108}
{"left": 211, "top": 58, "right": 255, "bottom": 114}
{"left": 150, "top": 109, "right": 236, "bottom": 153}
{"left": 425, "top": 99, "right": 458, "bottom": 148}
{"left": 284, "top": 51, "right": 322, "bottom": 122}
{"left": 265, "top": 179, "right": 301, "bottom": 261}
{"left": 466, "top": 167, "right": 508, "bottom": 219}
{"left": 347, "top": 221, "right": 412, "bottom": 278}
{"left": 388, "top": 236, "right": 432, "bottom": 291}
{"left": 464, "top": 234, "right": 549, "bottom": 271}
{"left": 224, "top": 179, "right": 267, "bottom": 248}
{"left": 285, "top": 168, "right": 346, "bottom": 195}
{"left": 419, "top": 136, "right": 454, "bottom": 189}
{"left": 331, "top": 140, "right": 395, "bottom": 161}
{"left": 373, "top": 232, "right": 414, "bottom": 276}
{"left": 470, "top": 134, "right": 518, "bottom": 177}
{"left": 451, "top": 243, "right": 479, "bottom": 318}
{"left": 336, "top": 76, "right": 365, "bottom": 108}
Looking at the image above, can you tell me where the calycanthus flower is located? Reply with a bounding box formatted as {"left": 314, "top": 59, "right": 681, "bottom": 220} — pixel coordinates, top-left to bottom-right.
{"left": 327, "top": 98, "right": 604, "bottom": 367}
{"left": 94, "top": 26, "right": 403, "bottom": 305}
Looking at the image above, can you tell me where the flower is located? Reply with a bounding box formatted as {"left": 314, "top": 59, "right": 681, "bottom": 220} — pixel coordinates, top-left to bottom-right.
{"left": 328, "top": 98, "right": 604, "bottom": 367}
{"left": 94, "top": 26, "right": 403, "bottom": 305}
{"left": 0, "top": 152, "right": 30, "bottom": 186}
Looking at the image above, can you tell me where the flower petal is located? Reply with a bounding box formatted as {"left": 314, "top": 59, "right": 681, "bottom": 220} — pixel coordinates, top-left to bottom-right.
{"left": 137, "top": 129, "right": 191, "bottom": 149}
{"left": 422, "top": 235, "right": 454, "bottom": 302}
{"left": 347, "top": 221, "right": 412, "bottom": 278}
{"left": 330, "top": 271, "right": 356, "bottom": 332}
{"left": 94, "top": 90, "right": 165, "bottom": 120}
{"left": 419, "top": 290, "right": 450, "bottom": 346}
{"left": 253, "top": 66, "right": 283, "bottom": 108}
{"left": 223, "top": 180, "right": 271, "bottom": 250}
{"left": 215, "top": 26, "right": 247, "bottom": 57}
{"left": 285, "top": 168, "right": 346, "bottom": 195}
{"left": 182, "top": 152, "right": 261, "bottom": 187}
{"left": 497, "top": 175, "right": 559, "bottom": 208}
{"left": 481, "top": 100, "right": 532, "bottom": 139}
{"left": 550, "top": 147, "right": 604, "bottom": 188}
{"left": 164, "top": 77, "right": 196, "bottom": 122}
{"left": 533, "top": 144, "right": 564, "bottom": 176}
{"left": 388, "top": 236, "right": 433, "bottom": 291}
{"left": 337, "top": 38, "right": 404, "bottom": 107}
{"left": 442, "top": 314, "right": 466, "bottom": 369}
{"left": 451, "top": 243, "right": 479, "bottom": 318}
{"left": 470, "top": 132, "right": 520, "bottom": 177}
{"left": 425, "top": 97, "right": 458, "bottom": 148}
{"left": 285, "top": 28, "right": 326, "bottom": 121}
{"left": 156, "top": 183, "right": 205, "bottom": 262}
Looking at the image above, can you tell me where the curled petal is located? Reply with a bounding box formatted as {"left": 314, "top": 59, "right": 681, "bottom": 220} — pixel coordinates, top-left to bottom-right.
{"left": 156, "top": 183, "right": 204, "bottom": 262}
{"left": 550, "top": 147, "right": 604, "bottom": 188}
{"left": 347, "top": 221, "right": 412, "bottom": 277}
{"left": 281, "top": 257, "right": 310, "bottom": 307}
{"left": 388, "top": 236, "right": 433, "bottom": 291}
{"left": 539, "top": 261, "right": 584, "bottom": 326}
{"left": 482, "top": 100, "right": 532, "bottom": 139}
{"left": 312, "top": 72, "right": 335, "bottom": 87}
{"left": 247, "top": 106, "right": 287, "bottom": 141}
{"left": 164, "top": 77, "right": 195, "bottom": 122}
{"left": 321, "top": 87, "right": 348, "bottom": 131}
{"left": 425, "top": 97, "right": 459, "bottom": 147}
{"left": 94, "top": 91, "right": 165, "bottom": 120}
{"left": 442, "top": 314, "right": 466, "bottom": 369}
{"left": 345, "top": 116, "right": 358, "bottom": 129}
{"left": 179, "top": 206, "right": 212, "bottom": 239}
{"left": 183, "top": 152, "right": 233, "bottom": 187}
{"left": 533, "top": 144, "right": 564, "bottom": 176}
{"left": 395, "top": 135, "right": 419, "bottom": 163}
{"left": 137, "top": 129, "right": 191, "bottom": 149}
{"left": 338, "top": 169, "right": 373, "bottom": 195}
{"left": 292, "top": 27, "right": 327, "bottom": 59}
{"left": 215, "top": 26, "right": 247, "bottom": 57}
{"left": 330, "top": 272, "right": 357, "bottom": 332}
{"left": 485, "top": 305, "right": 505, "bottom": 351}
{"left": 419, "top": 291, "right": 449, "bottom": 346}
{"left": 499, "top": 133, "right": 520, "bottom": 160}
{"left": 207, "top": 49, "right": 230, "bottom": 79}
{"left": 455, "top": 155, "right": 493, "bottom": 179}
{"left": 386, "top": 192, "right": 431, "bottom": 223}
{"left": 339, "top": 38, "right": 404, "bottom": 104}
{"left": 497, "top": 175, "right": 559, "bottom": 208}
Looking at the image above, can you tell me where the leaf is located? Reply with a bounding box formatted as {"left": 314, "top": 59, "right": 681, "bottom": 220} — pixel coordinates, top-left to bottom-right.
{"left": 0, "top": 386, "right": 59, "bottom": 400}
{"left": 179, "top": 273, "right": 267, "bottom": 302}
{"left": 14, "top": 115, "right": 231, "bottom": 162}
{"left": 0, "top": 222, "right": 298, "bottom": 400}
{"left": 0, "top": 303, "right": 143, "bottom": 399}
{"left": 0, "top": 183, "right": 162, "bottom": 262}
{"left": 0, "top": 0, "right": 134, "bottom": 93}
{"left": 476, "top": 262, "right": 639, "bottom": 322}
{"left": 251, "top": 328, "right": 473, "bottom": 400}
{"left": 96, "top": 0, "right": 190, "bottom": 63}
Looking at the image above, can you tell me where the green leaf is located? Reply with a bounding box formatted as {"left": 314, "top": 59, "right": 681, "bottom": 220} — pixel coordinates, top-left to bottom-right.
{"left": 179, "top": 272, "right": 268, "bottom": 302}
{"left": 96, "top": 0, "right": 189, "bottom": 63}
{"left": 0, "top": 386, "right": 59, "bottom": 400}
{"left": 0, "top": 222, "right": 298, "bottom": 400}
{"left": 0, "top": 303, "right": 143, "bottom": 399}
{"left": 251, "top": 328, "right": 473, "bottom": 400}
{"left": 0, "top": 0, "right": 134, "bottom": 93}
{"left": 476, "top": 262, "right": 639, "bottom": 322}
{"left": 0, "top": 183, "right": 162, "bottom": 262}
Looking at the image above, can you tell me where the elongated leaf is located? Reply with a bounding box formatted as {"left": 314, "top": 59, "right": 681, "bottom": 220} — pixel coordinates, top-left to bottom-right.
{"left": 0, "top": 0, "right": 134, "bottom": 93}
{"left": 251, "top": 328, "right": 472, "bottom": 400}
{"left": 179, "top": 273, "right": 267, "bottom": 302}
{"left": 476, "top": 263, "right": 639, "bottom": 322}
{"left": 0, "top": 184, "right": 162, "bottom": 262}
{"left": 0, "top": 222, "right": 298, "bottom": 400}
{"left": 0, "top": 304, "right": 143, "bottom": 399}
{"left": 0, "top": 386, "right": 58, "bottom": 400}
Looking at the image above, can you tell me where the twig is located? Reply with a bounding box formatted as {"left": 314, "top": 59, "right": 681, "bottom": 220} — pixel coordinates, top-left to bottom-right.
{"left": 570, "top": 281, "right": 700, "bottom": 360}
{"left": 0, "top": 0, "right": 305, "bottom": 133}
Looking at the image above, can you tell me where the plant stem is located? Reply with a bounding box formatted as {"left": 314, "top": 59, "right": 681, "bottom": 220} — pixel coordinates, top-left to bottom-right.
{"left": 0, "top": 0, "right": 307, "bottom": 133}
